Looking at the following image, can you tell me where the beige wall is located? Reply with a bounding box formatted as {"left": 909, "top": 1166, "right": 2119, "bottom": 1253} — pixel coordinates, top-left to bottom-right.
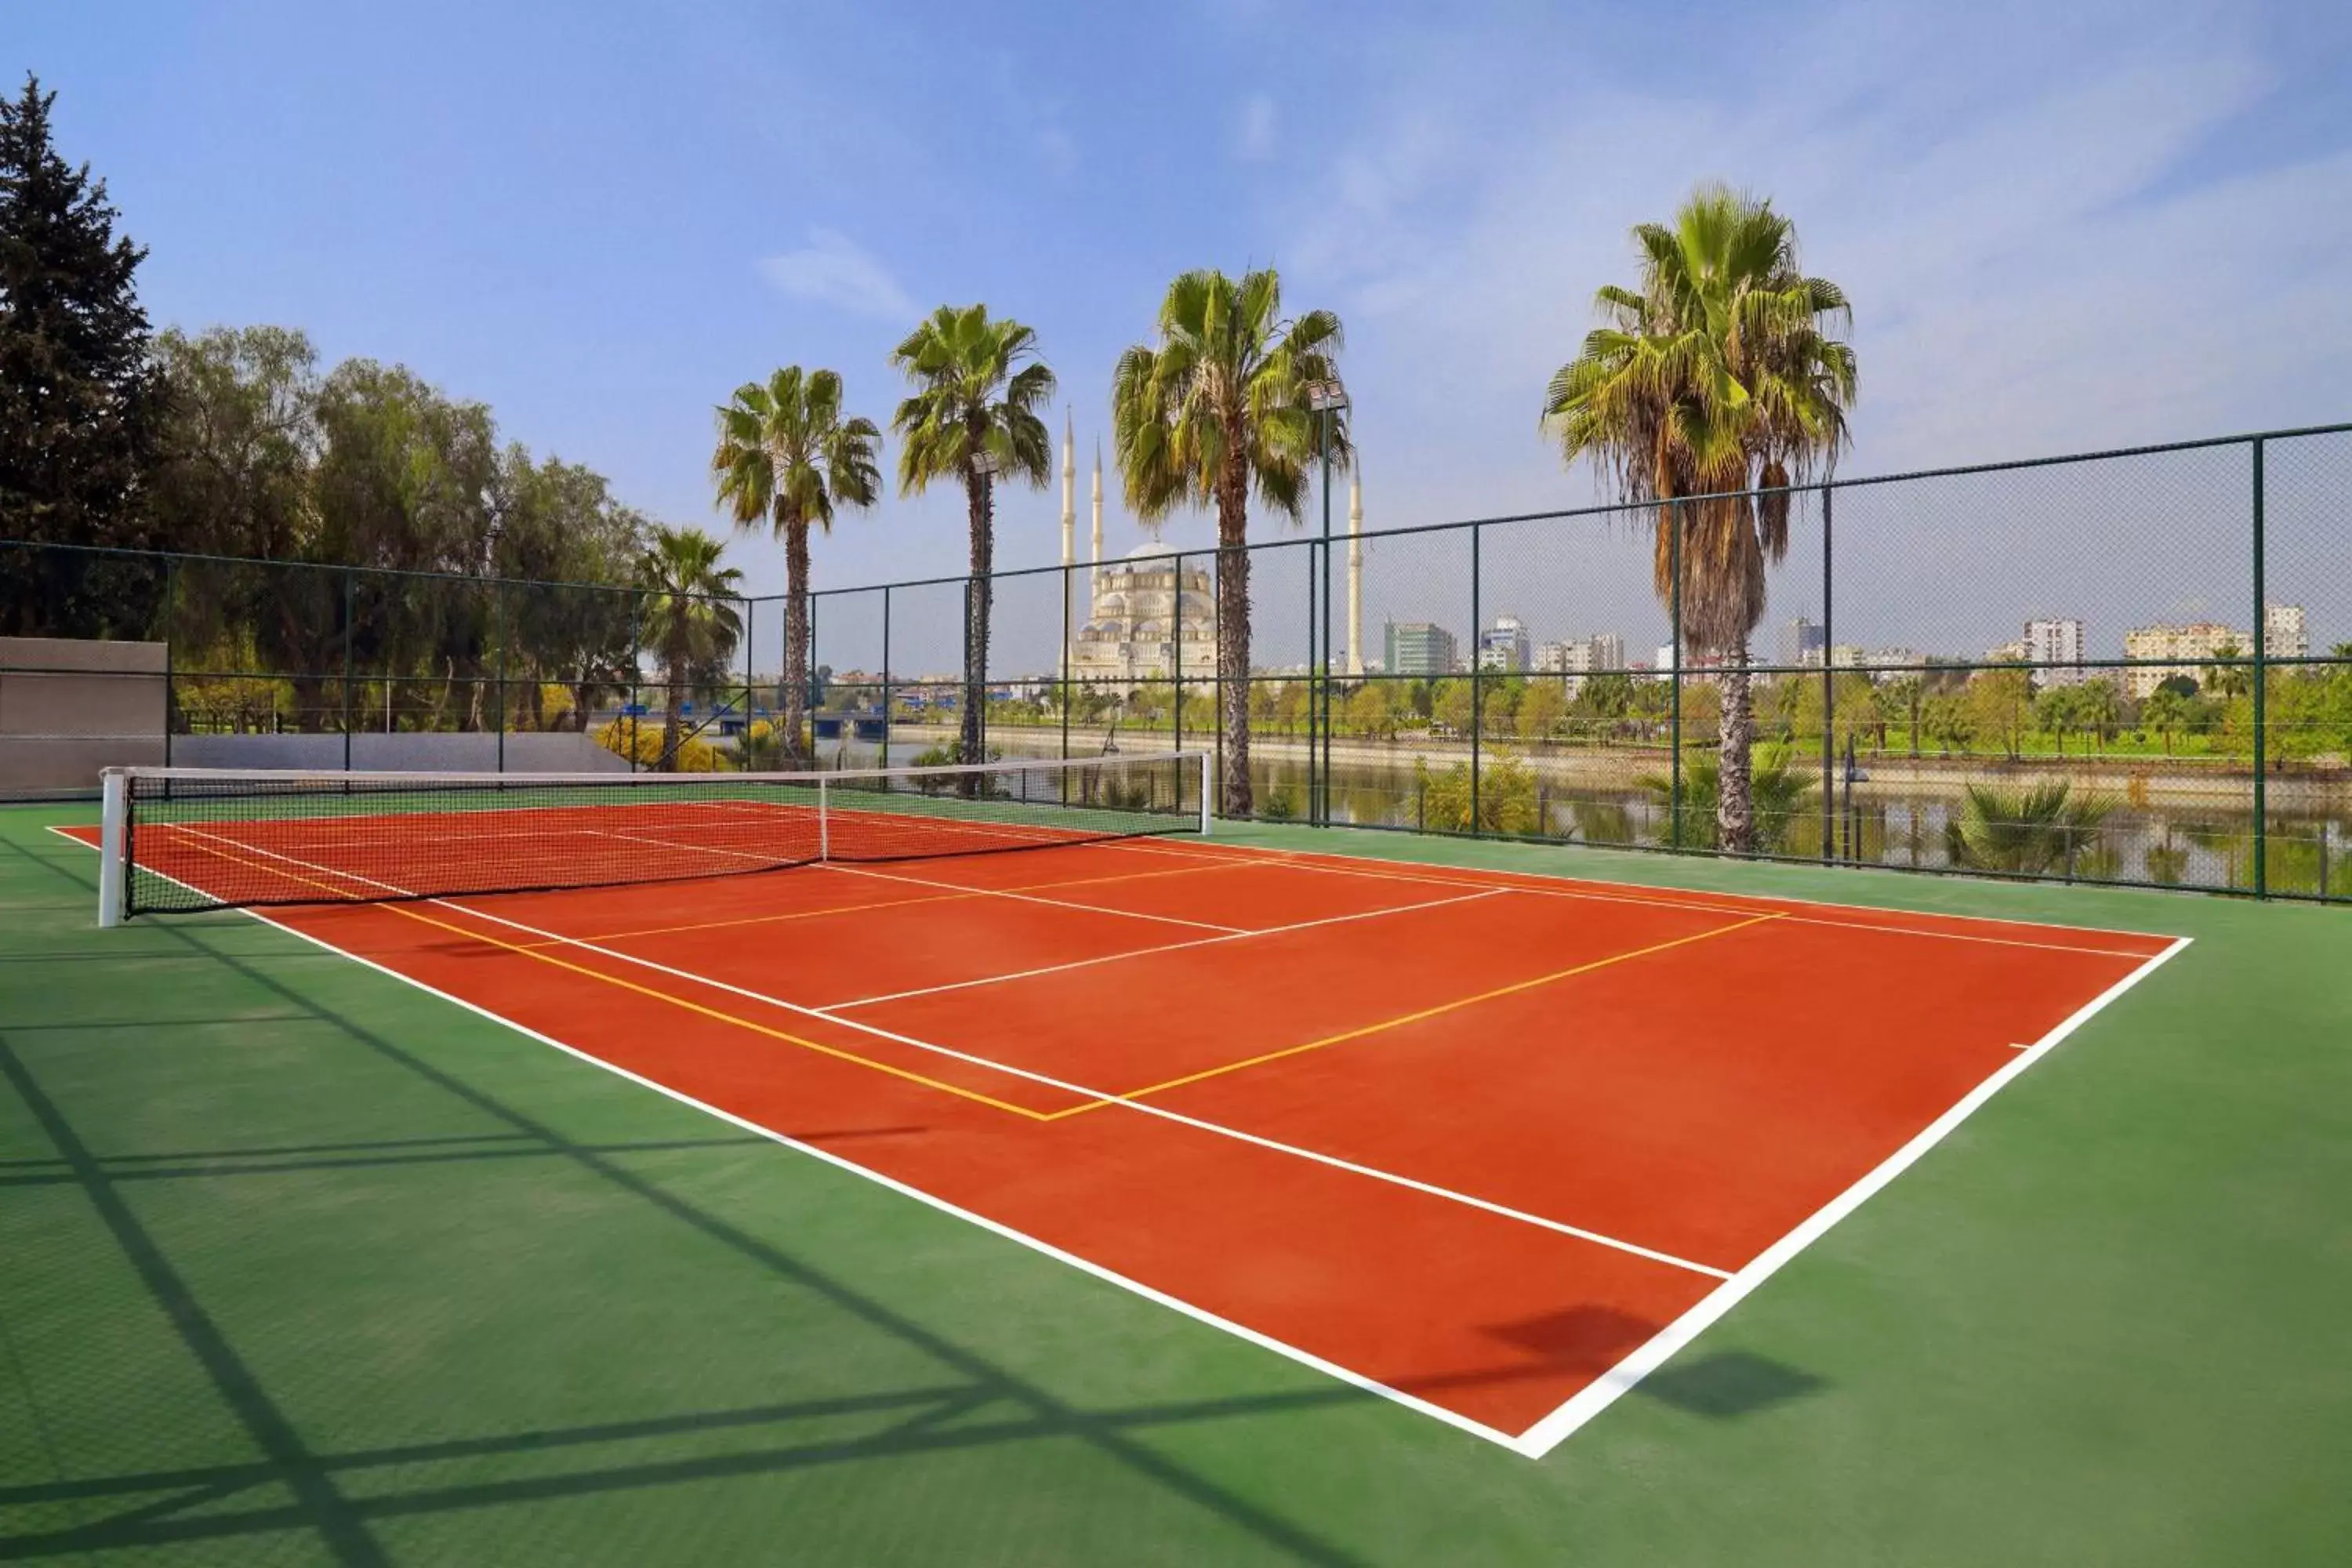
{"left": 0, "top": 637, "right": 169, "bottom": 793}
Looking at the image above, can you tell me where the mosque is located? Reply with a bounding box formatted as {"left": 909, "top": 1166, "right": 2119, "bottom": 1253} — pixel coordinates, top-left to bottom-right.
{"left": 1054, "top": 415, "right": 1363, "bottom": 692}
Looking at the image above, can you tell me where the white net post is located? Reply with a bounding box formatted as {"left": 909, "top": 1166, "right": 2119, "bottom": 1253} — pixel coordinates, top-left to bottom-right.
{"left": 1196, "top": 750, "right": 1211, "bottom": 835}
{"left": 96, "top": 768, "right": 128, "bottom": 927}
{"left": 818, "top": 775, "right": 831, "bottom": 862}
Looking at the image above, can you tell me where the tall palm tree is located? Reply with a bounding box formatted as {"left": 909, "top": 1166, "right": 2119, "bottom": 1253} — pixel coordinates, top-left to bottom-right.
{"left": 711, "top": 367, "right": 881, "bottom": 766}
{"left": 889, "top": 305, "right": 1055, "bottom": 772}
{"left": 636, "top": 524, "right": 744, "bottom": 771}
{"left": 1112, "top": 267, "right": 1346, "bottom": 817}
{"left": 1542, "top": 185, "right": 1855, "bottom": 852}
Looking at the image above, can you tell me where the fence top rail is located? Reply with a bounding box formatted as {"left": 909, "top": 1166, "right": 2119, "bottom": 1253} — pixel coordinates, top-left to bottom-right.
{"left": 13, "top": 416, "right": 2347, "bottom": 608}
{"left": 100, "top": 750, "right": 1210, "bottom": 791}
{"left": 0, "top": 536, "right": 750, "bottom": 606}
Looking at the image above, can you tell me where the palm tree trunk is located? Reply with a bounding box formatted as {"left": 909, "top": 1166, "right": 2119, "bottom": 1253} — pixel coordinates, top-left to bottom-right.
{"left": 1215, "top": 459, "right": 1253, "bottom": 818}
{"left": 660, "top": 664, "right": 684, "bottom": 771}
{"left": 783, "top": 516, "right": 811, "bottom": 766}
{"left": 959, "top": 469, "right": 994, "bottom": 786}
{"left": 1717, "top": 641, "right": 1755, "bottom": 853}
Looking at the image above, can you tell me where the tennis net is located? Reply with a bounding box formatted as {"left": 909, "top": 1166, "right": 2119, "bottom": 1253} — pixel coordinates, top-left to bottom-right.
{"left": 96, "top": 751, "right": 1210, "bottom": 922}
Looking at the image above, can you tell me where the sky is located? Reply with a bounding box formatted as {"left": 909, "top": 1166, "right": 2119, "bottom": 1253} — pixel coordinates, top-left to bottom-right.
{"left": 12, "top": 0, "right": 2352, "bottom": 666}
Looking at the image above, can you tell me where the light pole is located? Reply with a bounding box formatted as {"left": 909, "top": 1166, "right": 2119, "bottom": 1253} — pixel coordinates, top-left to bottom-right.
{"left": 1305, "top": 379, "right": 1348, "bottom": 826}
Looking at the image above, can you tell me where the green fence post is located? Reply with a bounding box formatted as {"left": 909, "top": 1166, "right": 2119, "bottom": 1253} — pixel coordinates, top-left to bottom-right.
{"left": 1820, "top": 482, "right": 1835, "bottom": 862}
{"left": 2252, "top": 436, "right": 2267, "bottom": 898}
{"left": 1172, "top": 552, "right": 1184, "bottom": 792}
{"left": 1668, "top": 499, "right": 1683, "bottom": 850}
{"left": 880, "top": 584, "right": 892, "bottom": 769}
{"left": 743, "top": 595, "right": 757, "bottom": 764}
{"left": 1305, "top": 540, "right": 1318, "bottom": 825}
{"left": 162, "top": 556, "right": 176, "bottom": 771}
{"left": 1469, "top": 521, "right": 1483, "bottom": 837}
{"left": 339, "top": 567, "right": 353, "bottom": 772}
{"left": 627, "top": 590, "right": 640, "bottom": 774}
{"left": 495, "top": 579, "right": 508, "bottom": 775}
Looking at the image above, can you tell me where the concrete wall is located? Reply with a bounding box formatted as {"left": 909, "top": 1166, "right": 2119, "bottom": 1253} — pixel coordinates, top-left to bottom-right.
{"left": 0, "top": 635, "right": 630, "bottom": 793}
{"left": 0, "top": 637, "right": 168, "bottom": 794}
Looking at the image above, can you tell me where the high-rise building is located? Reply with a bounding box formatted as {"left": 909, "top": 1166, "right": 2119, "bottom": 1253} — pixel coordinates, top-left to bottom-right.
{"left": 2024, "top": 617, "right": 2087, "bottom": 688}
{"left": 1531, "top": 633, "right": 1626, "bottom": 699}
{"left": 1384, "top": 620, "right": 1458, "bottom": 677}
{"left": 1475, "top": 615, "right": 1532, "bottom": 673}
{"left": 2122, "top": 622, "right": 2248, "bottom": 699}
{"left": 2265, "top": 604, "right": 2309, "bottom": 659}
{"left": 1780, "top": 615, "right": 1827, "bottom": 667}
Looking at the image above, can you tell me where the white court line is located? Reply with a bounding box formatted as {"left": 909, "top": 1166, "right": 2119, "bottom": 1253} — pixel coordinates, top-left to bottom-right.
{"left": 1509, "top": 931, "right": 2194, "bottom": 1457}
{"left": 1102, "top": 837, "right": 2176, "bottom": 959}
{"left": 128, "top": 824, "right": 1723, "bottom": 1278}
{"left": 815, "top": 861, "right": 1246, "bottom": 935}
{"left": 46, "top": 828, "right": 1548, "bottom": 1454}
{"left": 820, "top": 887, "right": 1505, "bottom": 1012}
{"left": 427, "top": 895, "right": 1730, "bottom": 1280}
{"left": 68, "top": 820, "right": 2197, "bottom": 1457}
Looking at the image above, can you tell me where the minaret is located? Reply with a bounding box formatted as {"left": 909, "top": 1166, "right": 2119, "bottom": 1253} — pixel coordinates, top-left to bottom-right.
{"left": 1347, "top": 470, "right": 1365, "bottom": 676}
{"left": 1090, "top": 440, "right": 1105, "bottom": 585}
{"left": 1060, "top": 411, "right": 1076, "bottom": 677}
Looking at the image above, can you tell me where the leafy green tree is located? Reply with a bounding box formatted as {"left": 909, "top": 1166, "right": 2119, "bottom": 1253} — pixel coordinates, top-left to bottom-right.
{"left": 2034, "top": 682, "right": 2083, "bottom": 756}
{"left": 1415, "top": 750, "right": 1543, "bottom": 836}
{"left": 1922, "top": 691, "right": 1975, "bottom": 757}
{"left": 2203, "top": 643, "right": 2250, "bottom": 699}
{"left": 1433, "top": 677, "right": 1474, "bottom": 735}
{"left": 891, "top": 305, "right": 1055, "bottom": 771}
{"left": 2140, "top": 685, "right": 2194, "bottom": 755}
{"left": 1967, "top": 666, "right": 2033, "bottom": 760}
{"left": 1882, "top": 674, "right": 1925, "bottom": 757}
{"left": 1347, "top": 679, "right": 1397, "bottom": 739}
{"left": 0, "top": 74, "right": 165, "bottom": 634}
{"left": 1481, "top": 680, "right": 1519, "bottom": 739}
{"left": 637, "top": 526, "right": 743, "bottom": 770}
{"left": 1518, "top": 679, "right": 1566, "bottom": 742}
{"left": 1578, "top": 671, "right": 1636, "bottom": 725}
{"left": 1543, "top": 185, "right": 1855, "bottom": 852}
{"left": 490, "top": 448, "right": 648, "bottom": 730}
{"left": 712, "top": 366, "right": 881, "bottom": 764}
{"left": 1113, "top": 267, "right": 1345, "bottom": 816}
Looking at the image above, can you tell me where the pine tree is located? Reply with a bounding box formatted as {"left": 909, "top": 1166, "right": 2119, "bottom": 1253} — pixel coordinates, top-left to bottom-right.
{"left": 0, "top": 74, "right": 165, "bottom": 634}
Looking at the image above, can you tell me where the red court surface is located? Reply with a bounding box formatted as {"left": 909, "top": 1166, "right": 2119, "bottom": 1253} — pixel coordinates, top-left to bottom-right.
{"left": 65, "top": 821, "right": 2188, "bottom": 1455}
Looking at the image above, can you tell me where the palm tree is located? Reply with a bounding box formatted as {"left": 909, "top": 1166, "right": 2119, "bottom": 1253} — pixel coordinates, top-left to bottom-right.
{"left": 1944, "top": 780, "right": 2112, "bottom": 876}
{"left": 711, "top": 367, "right": 881, "bottom": 766}
{"left": 636, "top": 525, "right": 744, "bottom": 771}
{"left": 889, "top": 305, "right": 1055, "bottom": 773}
{"left": 1112, "top": 267, "right": 1347, "bottom": 817}
{"left": 1543, "top": 185, "right": 1856, "bottom": 853}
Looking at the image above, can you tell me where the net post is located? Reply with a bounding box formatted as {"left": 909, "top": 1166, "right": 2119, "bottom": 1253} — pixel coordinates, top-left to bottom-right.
{"left": 818, "top": 776, "right": 831, "bottom": 862}
{"left": 1196, "top": 751, "right": 1211, "bottom": 836}
{"left": 97, "top": 768, "right": 127, "bottom": 927}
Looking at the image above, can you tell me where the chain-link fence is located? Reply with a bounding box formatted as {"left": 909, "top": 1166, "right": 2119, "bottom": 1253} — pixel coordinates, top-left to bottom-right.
{"left": 7, "top": 420, "right": 2347, "bottom": 902}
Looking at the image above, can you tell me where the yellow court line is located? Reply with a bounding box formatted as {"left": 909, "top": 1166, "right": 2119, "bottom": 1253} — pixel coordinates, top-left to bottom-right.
{"left": 382, "top": 902, "right": 1060, "bottom": 1120}
{"left": 1042, "top": 911, "right": 1788, "bottom": 1120}
{"left": 553, "top": 855, "right": 1251, "bottom": 946}
{"left": 153, "top": 830, "right": 1058, "bottom": 1121}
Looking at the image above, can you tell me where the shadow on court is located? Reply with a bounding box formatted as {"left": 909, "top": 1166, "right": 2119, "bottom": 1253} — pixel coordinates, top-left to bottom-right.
{"left": 0, "top": 833, "right": 1388, "bottom": 1566}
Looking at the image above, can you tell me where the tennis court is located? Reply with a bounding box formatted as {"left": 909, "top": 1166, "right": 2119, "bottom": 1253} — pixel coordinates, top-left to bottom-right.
{"left": 4, "top": 774, "right": 2347, "bottom": 1564}
{"left": 54, "top": 754, "right": 2184, "bottom": 1450}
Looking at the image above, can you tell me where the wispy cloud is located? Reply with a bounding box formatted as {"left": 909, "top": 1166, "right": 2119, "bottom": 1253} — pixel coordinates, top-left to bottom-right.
{"left": 1236, "top": 93, "right": 1277, "bottom": 160}
{"left": 757, "top": 230, "right": 918, "bottom": 321}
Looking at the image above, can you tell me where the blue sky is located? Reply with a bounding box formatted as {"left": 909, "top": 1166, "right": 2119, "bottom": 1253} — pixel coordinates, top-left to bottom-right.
{"left": 12, "top": 1, "right": 2351, "bottom": 662}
